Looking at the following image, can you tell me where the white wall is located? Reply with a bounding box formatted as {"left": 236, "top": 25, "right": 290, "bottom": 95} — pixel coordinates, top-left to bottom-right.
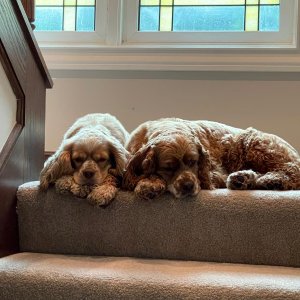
{"left": 46, "top": 71, "right": 300, "bottom": 152}
{"left": 0, "top": 63, "right": 16, "bottom": 153}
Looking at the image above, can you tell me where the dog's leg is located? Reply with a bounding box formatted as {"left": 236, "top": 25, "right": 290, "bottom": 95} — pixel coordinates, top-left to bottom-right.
{"left": 55, "top": 176, "right": 74, "bottom": 194}
{"left": 87, "top": 185, "right": 118, "bottom": 206}
{"left": 255, "top": 162, "right": 300, "bottom": 190}
{"left": 227, "top": 128, "right": 300, "bottom": 190}
{"left": 211, "top": 170, "right": 227, "bottom": 189}
{"left": 87, "top": 175, "right": 119, "bottom": 206}
{"left": 227, "top": 170, "right": 261, "bottom": 190}
{"left": 134, "top": 175, "right": 167, "bottom": 200}
{"left": 55, "top": 175, "right": 91, "bottom": 198}
{"left": 227, "top": 163, "right": 300, "bottom": 191}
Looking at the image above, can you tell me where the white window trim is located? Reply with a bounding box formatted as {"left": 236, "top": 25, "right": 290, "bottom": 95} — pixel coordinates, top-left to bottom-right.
{"left": 35, "top": 0, "right": 300, "bottom": 73}
{"left": 34, "top": 0, "right": 108, "bottom": 45}
{"left": 124, "top": 0, "right": 296, "bottom": 48}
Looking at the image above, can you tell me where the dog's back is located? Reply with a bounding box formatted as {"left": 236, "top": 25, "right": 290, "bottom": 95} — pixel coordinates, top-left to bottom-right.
{"left": 64, "top": 113, "right": 129, "bottom": 146}
{"left": 126, "top": 118, "right": 242, "bottom": 155}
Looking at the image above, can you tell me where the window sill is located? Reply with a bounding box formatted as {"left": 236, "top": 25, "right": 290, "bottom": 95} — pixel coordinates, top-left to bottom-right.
{"left": 39, "top": 44, "right": 300, "bottom": 74}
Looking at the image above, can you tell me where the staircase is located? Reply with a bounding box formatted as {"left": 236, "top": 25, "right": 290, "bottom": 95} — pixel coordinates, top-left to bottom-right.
{"left": 0, "top": 181, "right": 300, "bottom": 299}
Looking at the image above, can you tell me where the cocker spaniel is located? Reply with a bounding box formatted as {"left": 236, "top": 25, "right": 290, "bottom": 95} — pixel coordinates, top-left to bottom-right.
{"left": 40, "top": 113, "right": 129, "bottom": 206}
{"left": 123, "top": 118, "right": 300, "bottom": 200}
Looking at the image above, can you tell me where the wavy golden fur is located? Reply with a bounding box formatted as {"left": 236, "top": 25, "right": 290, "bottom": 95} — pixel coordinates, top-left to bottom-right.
{"left": 123, "top": 118, "right": 300, "bottom": 200}
{"left": 40, "top": 113, "right": 129, "bottom": 206}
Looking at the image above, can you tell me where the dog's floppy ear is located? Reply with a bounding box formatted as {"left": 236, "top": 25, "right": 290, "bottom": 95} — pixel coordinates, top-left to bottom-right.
{"left": 196, "top": 140, "right": 214, "bottom": 190}
{"left": 141, "top": 146, "right": 156, "bottom": 175}
{"left": 122, "top": 145, "right": 156, "bottom": 191}
{"left": 39, "top": 148, "right": 74, "bottom": 191}
{"left": 108, "top": 140, "right": 130, "bottom": 178}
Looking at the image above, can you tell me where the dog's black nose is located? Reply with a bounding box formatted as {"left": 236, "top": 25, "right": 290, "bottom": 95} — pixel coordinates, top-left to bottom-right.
{"left": 83, "top": 171, "right": 95, "bottom": 179}
{"left": 182, "top": 181, "right": 194, "bottom": 193}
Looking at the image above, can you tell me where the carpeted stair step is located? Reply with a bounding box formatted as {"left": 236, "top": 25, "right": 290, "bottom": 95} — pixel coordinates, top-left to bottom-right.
{"left": 1, "top": 252, "right": 300, "bottom": 300}
{"left": 16, "top": 181, "right": 300, "bottom": 268}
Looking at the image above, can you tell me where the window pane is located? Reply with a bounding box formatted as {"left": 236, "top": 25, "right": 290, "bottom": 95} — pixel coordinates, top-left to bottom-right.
{"left": 76, "top": 7, "right": 95, "bottom": 31}
{"left": 64, "top": 7, "right": 76, "bottom": 31}
{"left": 35, "top": 0, "right": 96, "bottom": 31}
{"left": 35, "top": 7, "right": 63, "bottom": 31}
{"left": 36, "top": 0, "right": 63, "bottom": 5}
{"left": 259, "top": 5, "right": 280, "bottom": 31}
{"left": 139, "top": 7, "right": 160, "bottom": 31}
{"left": 138, "top": 0, "right": 280, "bottom": 32}
{"left": 174, "top": 0, "right": 245, "bottom": 4}
{"left": 245, "top": 5, "right": 258, "bottom": 31}
{"left": 173, "top": 6, "right": 245, "bottom": 31}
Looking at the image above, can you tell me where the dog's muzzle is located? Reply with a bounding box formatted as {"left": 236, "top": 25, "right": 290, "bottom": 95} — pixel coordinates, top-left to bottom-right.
{"left": 75, "top": 161, "right": 102, "bottom": 185}
{"left": 168, "top": 171, "right": 200, "bottom": 198}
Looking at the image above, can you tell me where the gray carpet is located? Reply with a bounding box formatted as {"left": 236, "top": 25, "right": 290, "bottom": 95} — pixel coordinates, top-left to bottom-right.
{"left": 17, "top": 181, "right": 300, "bottom": 267}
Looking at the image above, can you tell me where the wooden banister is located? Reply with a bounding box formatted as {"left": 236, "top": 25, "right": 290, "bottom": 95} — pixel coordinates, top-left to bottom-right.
{"left": 21, "top": 0, "right": 35, "bottom": 29}
{"left": 0, "top": 0, "right": 52, "bottom": 258}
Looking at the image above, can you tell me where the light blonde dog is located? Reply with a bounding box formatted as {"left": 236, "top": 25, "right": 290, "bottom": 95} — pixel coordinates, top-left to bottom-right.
{"left": 123, "top": 118, "right": 300, "bottom": 200}
{"left": 40, "top": 113, "right": 129, "bottom": 206}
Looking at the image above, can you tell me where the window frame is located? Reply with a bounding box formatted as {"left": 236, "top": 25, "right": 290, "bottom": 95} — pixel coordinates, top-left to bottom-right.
{"left": 124, "top": 0, "right": 297, "bottom": 48}
{"left": 34, "top": 0, "right": 108, "bottom": 45}
{"left": 34, "top": 0, "right": 300, "bottom": 73}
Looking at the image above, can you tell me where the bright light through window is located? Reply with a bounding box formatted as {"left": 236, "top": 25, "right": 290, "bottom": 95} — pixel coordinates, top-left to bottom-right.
{"left": 138, "top": 0, "right": 280, "bottom": 32}
{"left": 33, "top": 0, "right": 297, "bottom": 72}
{"left": 34, "top": 0, "right": 96, "bottom": 32}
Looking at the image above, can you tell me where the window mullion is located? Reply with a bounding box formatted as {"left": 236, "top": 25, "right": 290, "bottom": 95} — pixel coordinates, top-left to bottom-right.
{"left": 106, "top": 0, "right": 123, "bottom": 46}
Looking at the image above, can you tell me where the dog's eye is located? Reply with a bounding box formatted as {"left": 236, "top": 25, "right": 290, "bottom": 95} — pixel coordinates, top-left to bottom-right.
{"left": 96, "top": 157, "right": 107, "bottom": 163}
{"left": 162, "top": 166, "right": 176, "bottom": 172}
{"left": 74, "top": 157, "right": 84, "bottom": 164}
{"left": 186, "top": 160, "right": 197, "bottom": 167}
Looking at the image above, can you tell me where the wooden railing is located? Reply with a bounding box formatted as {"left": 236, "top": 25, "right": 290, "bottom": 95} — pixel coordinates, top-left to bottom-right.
{"left": 0, "top": 0, "right": 52, "bottom": 257}
{"left": 21, "top": 0, "right": 35, "bottom": 28}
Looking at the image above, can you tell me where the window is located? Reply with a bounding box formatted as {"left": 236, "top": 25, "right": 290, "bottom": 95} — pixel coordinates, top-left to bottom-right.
{"left": 125, "top": 0, "right": 296, "bottom": 47}
{"left": 138, "top": 0, "right": 280, "bottom": 32}
{"left": 34, "top": 0, "right": 299, "bottom": 73}
{"left": 34, "top": 0, "right": 107, "bottom": 45}
{"left": 35, "top": 0, "right": 96, "bottom": 32}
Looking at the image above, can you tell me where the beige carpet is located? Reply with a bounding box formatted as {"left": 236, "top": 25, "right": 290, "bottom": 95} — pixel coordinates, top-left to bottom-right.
{"left": 1, "top": 252, "right": 300, "bottom": 300}
{"left": 17, "top": 181, "right": 300, "bottom": 267}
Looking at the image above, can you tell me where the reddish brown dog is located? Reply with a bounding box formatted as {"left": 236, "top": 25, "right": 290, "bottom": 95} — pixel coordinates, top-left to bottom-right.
{"left": 123, "top": 118, "right": 300, "bottom": 200}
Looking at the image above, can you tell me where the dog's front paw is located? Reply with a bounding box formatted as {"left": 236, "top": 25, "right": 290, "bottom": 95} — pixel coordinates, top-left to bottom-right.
{"left": 87, "top": 185, "right": 118, "bottom": 207}
{"left": 227, "top": 170, "right": 258, "bottom": 190}
{"left": 134, "top": 177, "right": 166, "bottom": 200}
{"left": 70, "top": 184, "right": 91, "bottom": 198}
{"left": 55, "top": 176, "right": 74, "bottom": 195}
{"left": 55, "top": 176, "right": 91, "bottom": 198}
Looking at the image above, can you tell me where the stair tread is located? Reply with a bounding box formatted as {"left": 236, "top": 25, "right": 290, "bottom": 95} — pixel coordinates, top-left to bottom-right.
{"left": 16, "top": 181, "right": 300, "bottom": 267}
{"left": 0, "top": 252, "right": 300, "bottom": 299}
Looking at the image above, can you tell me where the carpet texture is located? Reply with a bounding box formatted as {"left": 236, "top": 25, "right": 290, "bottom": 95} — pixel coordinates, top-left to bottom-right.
{"left": 17, "top": 181, "right": 300, "bottom": 267}
{"left": 1, "top": 252, "right": 300, "bottom": 300}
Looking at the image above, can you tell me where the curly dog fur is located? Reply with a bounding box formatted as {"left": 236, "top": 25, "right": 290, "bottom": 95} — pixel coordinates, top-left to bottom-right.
{"left": 123, "top": 118, "right": 300, "bottom": 200}
{"left": 40, "top": 113, "right": 129, "bottom": 206}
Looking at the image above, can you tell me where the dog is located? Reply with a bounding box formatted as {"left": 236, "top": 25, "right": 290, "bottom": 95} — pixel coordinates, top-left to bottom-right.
{"left": 123, "top": 118, "right": 300, "bottom": 200}
{"left": 40, "top": 113, "right": 129, "bottom": 206}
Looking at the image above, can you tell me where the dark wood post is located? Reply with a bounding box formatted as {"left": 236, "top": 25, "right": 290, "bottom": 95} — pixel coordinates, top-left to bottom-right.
{"left": 0, "top": 0, "right": 52, "bottom": 258}
{"left": 21, "top": 0, "right": 35, "bottom": 29}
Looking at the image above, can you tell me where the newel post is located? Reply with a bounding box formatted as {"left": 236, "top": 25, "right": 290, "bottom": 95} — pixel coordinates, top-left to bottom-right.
{"left": 21, "top": 0, "right": 35, "bottom": 29}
